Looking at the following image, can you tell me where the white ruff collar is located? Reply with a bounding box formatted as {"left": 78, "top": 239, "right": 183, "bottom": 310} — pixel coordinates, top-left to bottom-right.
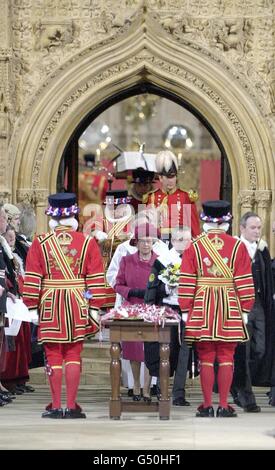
{"left": 49, "top": 217, "right": 78, "bottom": 231}
{"left": 203, "top": 222, "right": 229, "bottom": 232}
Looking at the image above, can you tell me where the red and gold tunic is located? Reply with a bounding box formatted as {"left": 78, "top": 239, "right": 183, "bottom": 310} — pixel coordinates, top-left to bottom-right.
{"left": 144, "top": 187, "right": 200, "bottom": 238}
{"left": 23, "top": 226, "right": 107, "bottom": 344}
{"left": 178, "top": 230, "right": 255, "bottom": 343}
{"left": 98, "top": 210, "right": 134, "bottom": 309}
{"left": 82, "top": 209, "right": 134, "bottom": 310}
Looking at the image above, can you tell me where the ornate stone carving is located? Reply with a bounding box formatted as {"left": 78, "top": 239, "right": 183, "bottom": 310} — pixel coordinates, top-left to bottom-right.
{"left": 33, "top": 189, "right": 49, "bottom": 206}
{"left": 34, "top": 19, "right": 75, "bottom": 51}
{"left": 29, "top": 50, "right": 258, "bottom": 191}
{"left": 7, "top": 1, "right": 272, "bottom": 122}
{"left": 16, "top": 189, "right": 37, "bottom": 205}
{"left": 16, "top": 188, "right": 49, "bottom": 207}
{"left": 254, "top": 190, "right": 272, "bottom": 208}
{"left": 269, "top": 68, "right": 275, "bottom": 114}
{"left": 0, "top": 48, "right": 12, "bottom": 60}
{"left": 0, "top": 191, "right": 11, "bottom": 203}
{"left": 147, "top": 55, "right": 258, "bottom": 189}
{"left": 212, "top": 19, "right": 245, "bottom": 52}
{"left": 0, "top": 0, "right": 9, "bottom": 46}
{"left": 238, "top": 190, "right": 255, "bottom": 208}
{"left": 157, "top": 10, "right": 271, "bottom": 116}
{"left": 0, "top": 92, "right": 8, "bottom": 138}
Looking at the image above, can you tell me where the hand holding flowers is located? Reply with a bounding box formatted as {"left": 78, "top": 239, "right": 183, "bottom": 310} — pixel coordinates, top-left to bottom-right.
{"left": 158, "top": 263, "right": 181, "bottom": 287}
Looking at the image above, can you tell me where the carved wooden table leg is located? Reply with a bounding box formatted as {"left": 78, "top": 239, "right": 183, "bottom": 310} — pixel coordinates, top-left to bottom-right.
{"left": 109, "top": 342, "right": 121, "bottom": 419}
{"left": 159, "top": 342, "right": 170, "bottom": 420}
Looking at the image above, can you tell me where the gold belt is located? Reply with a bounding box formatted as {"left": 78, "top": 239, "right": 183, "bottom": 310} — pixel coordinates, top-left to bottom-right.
{"left": 42, "top": 279, "right": 86, "bottom": 290}
{"left": 41, "top": 279, "right": 87, "bottom": 307}
{"left": 197, "top": 277, "right": 234, "bottom": 288}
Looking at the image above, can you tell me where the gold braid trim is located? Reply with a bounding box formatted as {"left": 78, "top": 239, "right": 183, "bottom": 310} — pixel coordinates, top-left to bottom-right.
{"left": 188, "top": 189, "right": 199, "bottom": 202}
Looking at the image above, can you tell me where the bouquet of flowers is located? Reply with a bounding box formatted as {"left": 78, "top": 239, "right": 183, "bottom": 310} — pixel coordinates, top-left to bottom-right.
{"left": 100, "top": 303, "right": 181, "bottom": 327}
{"left": 158, "top": 263, "right": 181, "bottom": 287}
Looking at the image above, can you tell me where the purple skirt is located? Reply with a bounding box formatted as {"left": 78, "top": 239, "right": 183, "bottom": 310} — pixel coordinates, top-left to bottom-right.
{"left": 122, "top": 341, "right": 144, "bottom": 362}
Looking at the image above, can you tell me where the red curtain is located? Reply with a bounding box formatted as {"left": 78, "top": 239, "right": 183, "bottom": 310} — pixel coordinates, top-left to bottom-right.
{"left": 199, "top": 160, "right": 221, "bottom": 202}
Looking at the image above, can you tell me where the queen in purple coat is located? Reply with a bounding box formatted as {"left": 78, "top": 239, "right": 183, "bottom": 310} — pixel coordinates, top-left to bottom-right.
{"left": 114, "top": 223, "right": 158, "bottom": 400}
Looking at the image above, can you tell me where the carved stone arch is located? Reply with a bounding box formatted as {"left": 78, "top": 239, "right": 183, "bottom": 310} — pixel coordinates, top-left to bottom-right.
{"left": 11, "top": 11, "right": 274, "bottom": 250}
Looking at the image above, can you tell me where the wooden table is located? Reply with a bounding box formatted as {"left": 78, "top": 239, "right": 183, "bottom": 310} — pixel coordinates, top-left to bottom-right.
{"left": 105, "top": 320, "right": 178, "bottom": 420}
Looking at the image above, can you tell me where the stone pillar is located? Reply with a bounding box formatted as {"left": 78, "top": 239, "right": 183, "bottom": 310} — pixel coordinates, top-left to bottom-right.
{"left": 236, "top": 190, "right": 255, "bottom": 232}
{"left": 0, "top": 0, "right": 13, "bottom": 202}
{"left": 35, "top": 189, "right": 49, "bottom": 233}
{"left": 238, "top": 190, "right": 255, "bottom": 212}
{"left": 254, "top": 189, "right": 272, "bottom": 246}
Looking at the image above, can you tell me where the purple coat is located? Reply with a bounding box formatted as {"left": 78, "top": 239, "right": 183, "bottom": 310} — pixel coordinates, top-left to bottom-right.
{"left": 114, "top": 251, "right": 157, "bottom": 361}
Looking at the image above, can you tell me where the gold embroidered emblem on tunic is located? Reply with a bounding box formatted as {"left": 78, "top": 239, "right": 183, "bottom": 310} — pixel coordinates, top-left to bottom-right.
{"left": 210, "top": 235, "right": 224, "bottom": 251}
{"left": 56, "top": 231, "right": 73, "bottom": 246}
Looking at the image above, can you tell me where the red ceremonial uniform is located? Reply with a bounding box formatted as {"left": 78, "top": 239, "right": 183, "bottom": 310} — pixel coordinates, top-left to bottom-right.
{"left": 23, "top": 226, "right": 107, "bottom": 343}
{"left": 145, "top": 188, "right": 200, "bottom": 238}
{"left": 1, "top": 266, "right": 32, "bottom": 389}
{"left": 83, "top": 210, "right": 134, "bottom": 310}
{"left": 78, "top": 171, "right": 108, "bottom": 229}
{"left": 178, "top": 229, "right": 255, "bottom": 343}
{"left": 98, "top": 210, "right": 134, "bottom": 309}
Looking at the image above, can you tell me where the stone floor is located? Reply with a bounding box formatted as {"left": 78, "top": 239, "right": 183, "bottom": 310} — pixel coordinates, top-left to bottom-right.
{"left": 1, "top": 383, "right": 275, "bottom": 450}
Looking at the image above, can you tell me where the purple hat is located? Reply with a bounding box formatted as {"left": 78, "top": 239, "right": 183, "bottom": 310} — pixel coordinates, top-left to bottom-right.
{"left": 200, "top": 200, "right": 232, "bottom": 224}
{"left": 45, "top": 193, "right": 80, "bottom": 217}
{"left": 104, "top": 190, "right": 131, "bottom": 206}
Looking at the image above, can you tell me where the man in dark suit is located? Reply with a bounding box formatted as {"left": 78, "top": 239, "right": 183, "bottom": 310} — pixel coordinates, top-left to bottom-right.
{"left": 231, "top": 212, "right": 275, "bottom": 412}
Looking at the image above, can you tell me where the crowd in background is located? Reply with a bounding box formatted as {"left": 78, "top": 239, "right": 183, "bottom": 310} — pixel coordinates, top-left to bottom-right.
{"left": 0, "top": 203, "right": 37, "bottom": 407}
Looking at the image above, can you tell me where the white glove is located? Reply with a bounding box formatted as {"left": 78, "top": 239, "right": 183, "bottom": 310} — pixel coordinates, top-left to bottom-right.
{"left": 182, "top": 313, "right": 188, "bottom": 322}
{"left": 94, "top": 230, "right": 108, "bottom": 242}
{"left": 30, "top": 309, "right": 39, "bottom": 325}
{"left": 165, "top": 285, "right": 171, "bottom": 295}
{"left": 165, "top": 285, "right": 177, "bottom": 295}
{"left": 89, "top": 308, "right": 99, "bottom": 324}
{"left": 242, "top": 313, "right": 248, "bottom": 325}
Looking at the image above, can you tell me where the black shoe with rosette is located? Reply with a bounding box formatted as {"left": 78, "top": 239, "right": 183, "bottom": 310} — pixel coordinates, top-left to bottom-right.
{"left": 196, "top": 405, "right": 215, "bottom": 417}
{"left": 216, "top": 405, "right": 237, "bottom": 417}
{"left": 0, "top": 393, "right": 12, "bottom": 403}
{"left": 63, "top": 407, "right": 86, "bottom": 419}
{"left": 41, "top": 408, "right": 64, "bottom": 419}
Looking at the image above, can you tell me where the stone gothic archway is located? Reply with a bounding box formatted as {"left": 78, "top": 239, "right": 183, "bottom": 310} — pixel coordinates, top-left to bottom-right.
{"left": 10, "top": 9, "right": 274, "bottom": 250}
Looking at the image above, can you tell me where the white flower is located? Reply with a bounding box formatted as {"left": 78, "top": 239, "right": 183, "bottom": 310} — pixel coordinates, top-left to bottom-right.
{"left": 203, "top": 257, "right": 211, "bottom": 266}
